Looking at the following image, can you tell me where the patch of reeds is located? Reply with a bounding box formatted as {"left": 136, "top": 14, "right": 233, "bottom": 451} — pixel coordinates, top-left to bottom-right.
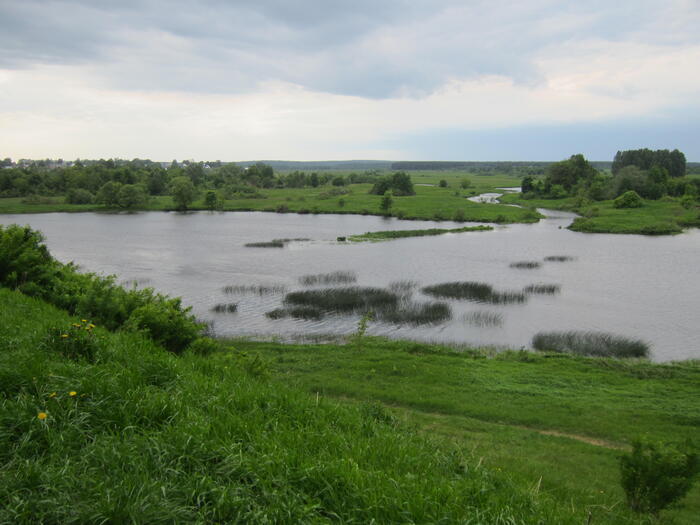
{"left": 422, "top": 282, "right": 526, "bottom": 304}
{"left": 523, "top": 284, "right": 561, "bottom": 295}
{"left": 265, "top": 306, "right": 324, "bottom": 321}
{"left": 532, "top": 331, "right": 649, "bottom": 358}
{"left": 222, "top": 284, "right": 287, "bottom": 295}
{"left": 509, "top": 261, "right": 541, "bottom": 269}
{"left": 544, "top": 255, "right": 575, "bottom": 262}
{"left": 210, "top": 303, "right": 238, "bottom": 313}
{"left": 284, "top": 287, "right": 398, "bottom": 313}
{"left": 463, "top": 311, "right": 503, "bottom": 327}
{"left": 244, "top": 238, "right": 311, "bottom": 248}
{"left": 378, "top": 302, "right": 452, "bottom": 325}
{"left": 388, "top": 280, "right": 418, "bottom": 295}
{"left": 299, "top": 271, "right": 357, "bottom": 286}
{"left": 349, "top": 225, "right": 492, "bottom": 242}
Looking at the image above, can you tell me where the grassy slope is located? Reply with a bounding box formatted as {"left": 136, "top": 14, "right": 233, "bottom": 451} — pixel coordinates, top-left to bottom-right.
{"left": 240, "top": 339, "right": 700, "bottom": 524}
{"left": 500, "top": 193, "right": 700, "bottom": 235}
{"left": 1, "top": 287, "right": 601, "bottom": 524}
{"left": 0, "top": 174, "right": 543, "bottom": 224}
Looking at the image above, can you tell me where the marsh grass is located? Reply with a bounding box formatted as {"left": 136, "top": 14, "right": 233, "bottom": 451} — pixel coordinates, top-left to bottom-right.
{"left": 284, "top": 287, "right": 399, "bottom": 313}
{"left": 211, "top": 303, "right": 238, "bottom": 313}
{"left": 265, "top": 306, "right": 325, "bottom": 320}
{"left": 388, "top": 280, "right": 418, "bottom": 296}
{"left": 422, "top": 282, "right": 527, "bottom": 304}
{"left": 523, "top": 284, "right": 561, "bottom": 295}
{"left": 299, "top": 271, "right": 357, "bottom": 286}
{"left": 544, "top": 255, "right": 576, "bottom": 262}
{"left": 349, "top": 225, "right": 492, "bottom": 242}
{"left": 509, "top": 261, "right": 541, "bottom": 269}
{"left": 223, "top": 284, "right": 287, "bottom": 295}
{"left": 463, "top": 311, "right": 504, "bottom": 327}
{"left": 532, "top": 331, "right": 650, "bottom": 358}
{"left": 244, "top": 238, "right": 311, "bottom": 248}
{"left": 378, "top": 302, "right": 451, "bottom": 325}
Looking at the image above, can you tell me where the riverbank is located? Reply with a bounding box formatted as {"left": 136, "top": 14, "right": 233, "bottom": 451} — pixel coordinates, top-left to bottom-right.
{"left": 500, "top": 193, "right": 700, "bottom": 235}
{"left": 2, "top": 286, "right": 699, "bottom": 523}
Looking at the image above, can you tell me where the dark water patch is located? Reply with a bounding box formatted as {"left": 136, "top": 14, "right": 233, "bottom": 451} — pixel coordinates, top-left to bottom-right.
{"left": 223, "top": 284, "right": 287, "bottom": 295}
{"left": 532, "top": 331, "right": 649, "bottom": 358}
{"left": 378, "top": 302, "right": 451, "bottom": 325}
{"left": 284, "top": 287, "right": 399, "bottom": 313}
{"left": 211, "top": 303, "right": 238, "bottom": 313}
{"left": 544, "top": 255, "right": 575, "bottom": 262}
{"left": 299, "top": 271, "right": 357, "bottom": 286}
{"left": 463, "top": 311, "right": 503, "bottom": 327}
{"left": 523, "top": 284, "right": 561, "bottom": 295}
{"left": 510, "top": 261, "right": 541, "bottom": 269}
{"left": 422, "top": 282, "right": 526, "bottom": 304}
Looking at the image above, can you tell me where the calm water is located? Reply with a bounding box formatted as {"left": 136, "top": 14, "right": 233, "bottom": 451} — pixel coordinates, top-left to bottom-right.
{"left": 2, "top": 210, "right": 699, "bottom": 361}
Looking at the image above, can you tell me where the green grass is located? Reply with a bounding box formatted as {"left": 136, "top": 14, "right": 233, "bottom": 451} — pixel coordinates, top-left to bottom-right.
{"left": 349, "top": 225, "right": 493, "bottom": 242}
{"left": 2, "top": 287, "right": 592, "bottom": 523}
{"left": 532, "top": 331, "right": 650, "bottom": 358}
{"left": 500, "top": 193, "right": 700, "bottom": 235}
{"left": 244, "top": 338, "right": 700, "bottom": 524}
{"left": 0, "top": 173, "right": 544, "bottom": 225}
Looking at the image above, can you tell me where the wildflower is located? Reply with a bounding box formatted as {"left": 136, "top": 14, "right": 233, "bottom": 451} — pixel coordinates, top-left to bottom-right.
{"left": 89, "top": 323, "right": 95, "bottom": 328}
{"left": 81, "top": 319, "right": 87, "bottom": 323}
{"left": 72, "top": 323, "right": 81, "bottom": 328}
{"left": 37, "top": 412, "right": 47, "bottom": 420}
{"left": 69, "top": 391, "right": 77, "bottom": 397}
{"left": 49, "top": 392, "right": 57, "bottom": 398}
{"left": 61, "top": 334, "right": 69, "bottom": 338}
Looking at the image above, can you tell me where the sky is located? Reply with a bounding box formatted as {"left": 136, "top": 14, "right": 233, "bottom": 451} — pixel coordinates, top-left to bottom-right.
{"left": 1, "top": 0, "right": 698, "bottom": 162}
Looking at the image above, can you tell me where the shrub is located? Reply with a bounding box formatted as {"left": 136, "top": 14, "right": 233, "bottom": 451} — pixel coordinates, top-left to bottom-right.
{"left": 620, "top": 440, "right": 699, "bottom": 515}
{"left": 125, "top": 300, "right": 203, "bottom": 354}
{"left": 453, "top": 209, "right": 466, "bottom": 222}
{"left": 614, "top": 190, "right": 643, "bottom": 209}
{"left": 438, "top": 179, "right": 448, "bottom": 188}
{"left": 680, "top": 194, "right": 695, "bottom": 209}
{"left": 65, "top": 188, "right": 94, "bottom": 204}
{"left": 187, "top": 337, "right": 221, "bottom": 356}
{"left": 0, "top": 225, "right": 57, "bottom": 296}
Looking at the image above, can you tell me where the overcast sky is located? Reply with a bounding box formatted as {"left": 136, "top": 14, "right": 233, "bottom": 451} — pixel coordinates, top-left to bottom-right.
{"left": 1, "top": 0, "right": 698, "bottom": 161}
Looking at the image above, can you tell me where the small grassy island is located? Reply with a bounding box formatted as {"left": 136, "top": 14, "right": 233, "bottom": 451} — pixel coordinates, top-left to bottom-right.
{"left": 1, "top": 224, "right": 699, "bottom": 523}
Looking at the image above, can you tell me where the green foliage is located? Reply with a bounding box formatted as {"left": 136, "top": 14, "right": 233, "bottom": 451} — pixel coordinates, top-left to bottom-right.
{"left": 125, "top": 299, "right": 202, "bottom": 354}
{"left": 545, "top": 154, "right": 598, "bottom": 193}
{"left": 64, "top": 188, "right": 94, "bottom": 204}
{"left": 351, "top": 310, "right": 374, "bottom": 351}
{"left": 41, "top": 320, "right": 101, "bottom": 362}
{"left": 0, "top": 225, "right": 57, "bottom": 295}
{"left": 369, "top": 171, "right": 416, "bottom": 196}
{"left": 186, "top": 336, "right": 222, "bottom": 356}
{"left": 681, "top": 194, "right": 695, "bottom": 209}
{"left": 460, "top": 177, "right": 472, "bottom": 189}
{"left": 438, "top": 179, "right": 448, "bottom": 188}
{"left": 380, "top": 191, "right": 393, "bottom": 211}
{"left": 614, "top": 190, "right": 643, "bottom": 209}
{"left": 203, "top": 190, "right": 217, "bottom": 210}
{"left": 620, "top": 440, "right": 699, "bottom": 514}
{"left": 117, "top": 184, "right": 148, "bottom": 209}
{"left": 95, "top": 181, "right": 122, "bottom": 206}
{"left": 170, "top": 176, "right": 196, "bottom": 210}
{"left": 532, "top": 331, "right": 649, "bottom": 358}
{"left": 349, "top": 225, "right": 492, "bottom": 242}
{"left": 613, "top": 148, "right": 686, "bottom": 178}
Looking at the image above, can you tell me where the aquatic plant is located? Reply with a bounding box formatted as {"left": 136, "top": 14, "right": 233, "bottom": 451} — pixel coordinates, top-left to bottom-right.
{"left": 509, "top": 261, "right": 541, "bottom": 269}
{"left": 284, "top": 287, "right": 399, "bottom": 313}
{"left": 532, "top": 331, "right": 649, "bottom": 358}
{"left": 265, "top": 306, "right": 324, "bottom": 320}
{"left": 422, "top": 282, "right": 526, "bottom": 304}
{"left": 463, "top": 311, "right": 503, "bottom": 327}
{"left": 523, "top": 284, "right": 561, "bottom": 295}
{"left": 544, "top": 255, "right": 575, "bottom": 262}
{"left": 222, "top": 284, "right": 287, "bottom": 295}
{"left": 378, "top": 302, "right": 451, "bottom": 325}
{"left": 211, "top": 303, "right": 238, "bottom": 313}
{"left": 245, "top": 240, "right": 285, "bottom": 248}
{"left": 299, "top": 271, "right": 357, "bottom": 286}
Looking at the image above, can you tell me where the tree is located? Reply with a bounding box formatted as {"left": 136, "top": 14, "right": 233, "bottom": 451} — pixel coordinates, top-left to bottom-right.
{"left": 170, "top": 176, "right": 196, "bottom": 210}
{"left": 545, "top": 154, "right": 597, "bottom": 193}
{"left": 96, "top": 181, "right": 122, "bottom": 207}
{"left": 117, "top": 184, "right": 148, "bottom": 209}
{"left": 380, "top": 191, "right": 393, "bottom": 212}
{"left": 204, "top": 190, "right": 218, "bottom": 210}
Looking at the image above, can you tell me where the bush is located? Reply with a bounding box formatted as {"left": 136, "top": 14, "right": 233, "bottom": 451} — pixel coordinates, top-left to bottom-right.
{"left": 187, "top": 337, "right": 221, "bottom": 356}
{"left": 614, "top": 190, "right": 643, "bottom": 209}
{"left": 125, "top": 300, "right": 202, "bottom": 354}
{"left": 438, "top": 179, "right": 448, "bottom": 188}
{"left": 65, "top": 188, "right": 94, "bottom": 205}
{"left": 0, "top": 225, "right": 57, "bottom": 296}
{"left": 681, "top": 194, "right": 695, "bottom": 209}
{"left": 620, "top": 440, "right": 699, "bottom": 515}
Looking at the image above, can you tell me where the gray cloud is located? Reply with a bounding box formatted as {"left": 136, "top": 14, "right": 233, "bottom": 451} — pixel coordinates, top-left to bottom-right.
{"left": 1, "top": 0, "right": 698, "bottom": 98}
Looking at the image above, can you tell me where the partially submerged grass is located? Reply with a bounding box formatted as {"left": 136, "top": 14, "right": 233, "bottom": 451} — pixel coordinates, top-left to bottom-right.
{"left": 422, "top": 281, "right": 527, "bottom": 304}
{"left": 210, "top": 302, "right": 238, "bottom": 313}
{"left": 284, "top": 287, "right": 399, "bottom": 313}
{"left": 349, "top": 225, "right": 492, "bottom": 242}
{"left": 223, "top": 284, "right": 287, "bottom": 295}
{"left": 378, "top": 302, "right": 452, "bottom": 325}
{"left": 510, "top": 261, "right": 541, "bottom": 269}
{"left": 463, "top": 311, "right": 504, "bottom": 327}
{"left": 245, "top": 240, "right": 285, "bottom": 248}
{"left": 532, "top": 331, "right": 650, "bottom": 358}
{"left": 544, "top": 255, "right": 575, "bottom": 262}
{"left": 265, "top": 306, "right": 325, "bottom": 321}
{"left": 523, "top": 284, "right": 561, "bottom": 295}
{"left": 388, "top": 280, "right": 418, "bottom": 296}
{"left": 299, "top": 271, "right": 357, "bottom": 286}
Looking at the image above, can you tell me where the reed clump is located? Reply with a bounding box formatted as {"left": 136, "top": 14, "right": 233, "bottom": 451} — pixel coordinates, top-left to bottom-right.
{"left": 523, "top": 284, "right": 561, "bottom": 295}
{"left": 544, "top": 255, "right": 575, "bottom": 262}
{"left": 422, "top": 282, "right": 526, "bottom": 304}
{"left": 378, "top": 302, "right": 452, "bottom": 325}
{"left": 211, "top": 303, "right": 238, "bottom": 313}
{"left": 223, "top": 284, "right": 287, "bottom": 295}
{"left": 532, "top": 331, "right": 650, "bottom": 358}
{"left": 265, "top": 306, "right": 324, "bottom": 320}
{"left": 245, "top": 240, "right": 285, "bottom": 248}
{"left": 284, "top": 287, "right": 399, "bottom": 313}
{"left": 509, "top": 261, "right": 541, "bottom": 269}
{"left": 463, "top": 311, "right": 504, "bottom": 327}
{"left": 299, "top": 271, "right": 357, "bottom": 286}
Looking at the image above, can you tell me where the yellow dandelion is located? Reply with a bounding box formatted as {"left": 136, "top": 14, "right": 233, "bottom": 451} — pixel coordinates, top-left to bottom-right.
{"left": 61, "top": 334, "right": 69, "bottom": 338}
{"left": 49, "top": 392, "right": 57, "bottom": 398}
{"left": 69, "top": 391, "right": 77, "bottom": 397}
{"left": 37, "top": 412, "right": 47, "bottom": 420}
{"left": 81, "top": 319, "right": 87, "bottom": 323}
{"left": 89, "top": 323, "right": 96, "bottom": 328}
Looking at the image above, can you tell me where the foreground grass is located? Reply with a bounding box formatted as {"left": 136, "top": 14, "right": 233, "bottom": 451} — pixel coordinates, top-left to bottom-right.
{"left": 348, "top": 225, "right": 493, "bottom": 242}
{"left": 241, "top": 338, "right": 700, "bottom": 524}
{"left": 500, "top": 193, "right": 700, "bottom": 235}
{"left": 0, "top": 174, "right": 544, "bottom": 224}
{"left": 2, "top": 288, "right": 594, "bottom": 524}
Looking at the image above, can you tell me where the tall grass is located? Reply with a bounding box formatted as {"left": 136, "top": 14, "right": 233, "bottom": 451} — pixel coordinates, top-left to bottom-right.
{"left": 284, "top": 287, "right": 399, "bottom": 313}
{"left": 523, "top": 284, "right": 561, "bottom": 295}
{"left": 244, "top": 240, "right": 285, "bottom": 248}
{"left": 299, "top": 271, "right": 357, "bottom": 286}
{"left": 211, "top": 303, "right": 238, "bottom": 313}
{"left": 378, "top": 302, "right": 452, "bottom": 325}
{"left": 532, "top": 331, "right": 650, "bottom": 358}
{"left": 544, "top": 255, "right": 575, "bottom": 262}
{"left": 422, "top": 282, "right": 527, "bottom": 304}
{"left": 265, "top": 306, "right": 325, "bottom": 320}
{"left": 463, "top": 311, "right": 504, "bottom": 327}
